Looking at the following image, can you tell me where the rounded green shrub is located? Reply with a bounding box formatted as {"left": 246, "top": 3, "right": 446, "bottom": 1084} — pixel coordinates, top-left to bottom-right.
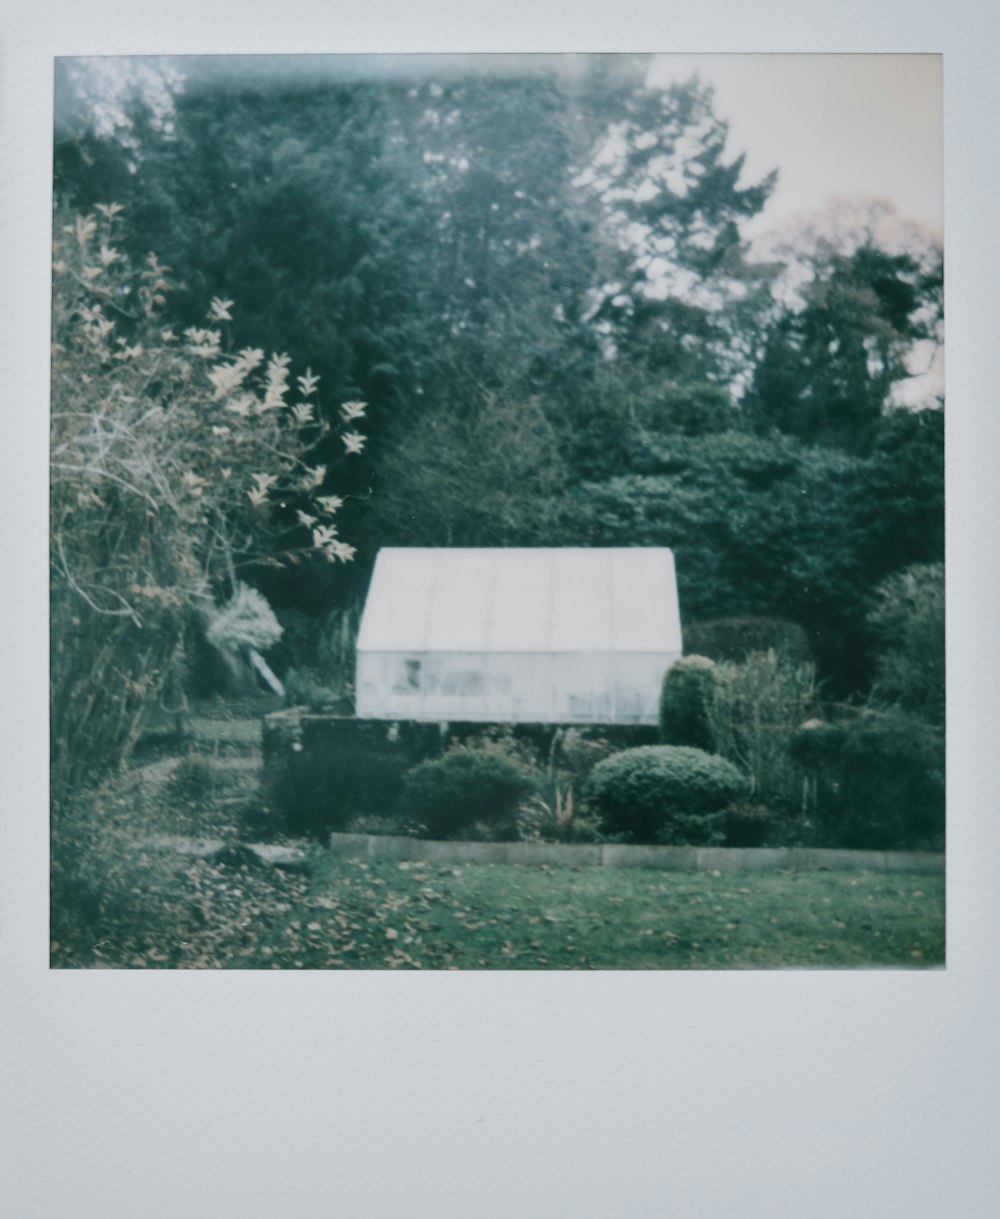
{"left": 402, "top": 746, "right": 538, "bottom": 840}
{"left": 659, "top": 655, "right": 718, "bottom": 749}
{"left": 587, "top": 745, "right": 748, "bottom": 844}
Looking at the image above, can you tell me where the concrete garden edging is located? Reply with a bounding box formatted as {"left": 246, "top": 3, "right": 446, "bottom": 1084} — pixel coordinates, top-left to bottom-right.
{"left": 328, "top": 832, "right": 944, "bottom": 874}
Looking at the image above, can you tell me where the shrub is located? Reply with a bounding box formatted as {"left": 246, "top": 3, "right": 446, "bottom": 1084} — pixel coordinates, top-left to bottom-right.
{"left": 274, "top": 739, "right": 415, "bottom": 837}
{"left": 867, "top": 563, "right": 944, "bottom": 726}
{"left": 555, "top": 729, "right": 618, "bottom": 787}
{"left": 787, "top": 719, "right": 846, "bottom": 773}
{"left": 402, "top": 745, "right": 538, "bottom": 840}
{"left": 50, "top": 205, "right": 364, "bottom": 801}
{"left": 723, "top": 802, "right": 772, "bottom": 847}
{"left": 813, "top": 709, "right": 944, "bottom": 850}
{"left": 587, "top": 745, "right": 748, "bottom": 844}
{"left": 659, "top": 656, "right": 718, "bottom": 750}
{"left": 653, "top": 811, "right": 728, "bottom": 847}
{"left": 706, "top": 650, "right": 817, "bottom": 817}
{"left": 459, "top": 725, "right": 543, "bottom": 771}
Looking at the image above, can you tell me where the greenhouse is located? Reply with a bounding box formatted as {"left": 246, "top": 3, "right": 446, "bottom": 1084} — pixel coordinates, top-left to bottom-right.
{"left": 355, "top": 547, "right": 683, "bottom": 724}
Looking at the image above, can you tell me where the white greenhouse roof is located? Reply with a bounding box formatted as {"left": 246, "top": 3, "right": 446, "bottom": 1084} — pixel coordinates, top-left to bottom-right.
{"left": 356, "top": 548, "right": 682, "bottom": 655}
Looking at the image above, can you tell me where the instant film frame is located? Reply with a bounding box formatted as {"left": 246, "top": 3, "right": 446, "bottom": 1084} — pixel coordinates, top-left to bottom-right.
{"left": 3, "top": 2, "right": 997, "bottom": 1216}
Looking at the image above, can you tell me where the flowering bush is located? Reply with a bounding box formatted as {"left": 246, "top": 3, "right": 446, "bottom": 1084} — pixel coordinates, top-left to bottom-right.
{"left": 50, "top": 205, "right": 365, "bottom": 798}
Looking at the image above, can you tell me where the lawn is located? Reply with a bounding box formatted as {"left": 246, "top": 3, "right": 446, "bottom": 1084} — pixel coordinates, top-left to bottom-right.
{"left": 52, "top": 818, "right": 944, "bottom": 971}
{"left": 222, "top": 857, "right": 943, "bottom": 970}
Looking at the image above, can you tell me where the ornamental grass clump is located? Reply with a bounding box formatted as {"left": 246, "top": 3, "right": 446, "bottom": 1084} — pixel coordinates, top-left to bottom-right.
{"left": 587, "top": 745, "right": 748, "bottom": 845}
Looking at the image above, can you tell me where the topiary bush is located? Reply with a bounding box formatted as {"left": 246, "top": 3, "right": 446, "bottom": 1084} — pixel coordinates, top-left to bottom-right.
{"left": 659, "top": 656, "right": 718, "bottom": 750}
{"left": 587, "top": 745, "right": 748, "bottom": 844}
{"left": 402, "top": 745, "right": 539, "bottom": 840}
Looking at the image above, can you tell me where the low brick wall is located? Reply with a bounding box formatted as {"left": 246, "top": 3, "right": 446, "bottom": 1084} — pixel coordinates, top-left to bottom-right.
{"left": 328, "top": 832, "right": 944, "bottom": 875}
{"left": 262, "top": 709, "right": 658, "bottom": 834}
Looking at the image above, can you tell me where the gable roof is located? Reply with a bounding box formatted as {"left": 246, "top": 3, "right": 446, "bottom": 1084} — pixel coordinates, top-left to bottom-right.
{"left": 356, "top": 547, "right": 682, "bottom": 654}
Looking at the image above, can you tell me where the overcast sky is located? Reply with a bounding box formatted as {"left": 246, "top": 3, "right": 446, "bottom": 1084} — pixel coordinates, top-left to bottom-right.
{"left": 649, "top": 54, "right": 942, "bottom": 242}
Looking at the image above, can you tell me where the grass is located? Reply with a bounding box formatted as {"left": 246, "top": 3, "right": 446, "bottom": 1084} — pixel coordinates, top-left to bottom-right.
{"left": 220, "top": 857, "right": 943, "bottom": 970}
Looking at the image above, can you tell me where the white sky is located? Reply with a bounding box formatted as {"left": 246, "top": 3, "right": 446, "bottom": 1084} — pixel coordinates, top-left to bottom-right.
{"left": 649, "top": 54, "right": 943, "bottom": 242}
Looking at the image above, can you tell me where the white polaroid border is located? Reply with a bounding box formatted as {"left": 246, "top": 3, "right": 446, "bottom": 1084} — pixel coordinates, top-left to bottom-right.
{"left": 3, "top": 3, "right": 997, "bottom": 1217}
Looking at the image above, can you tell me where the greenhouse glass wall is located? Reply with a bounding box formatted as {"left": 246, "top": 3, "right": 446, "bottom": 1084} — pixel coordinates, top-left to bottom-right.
{"left": 355, "top": 548, "right": 683, "bottom": 724}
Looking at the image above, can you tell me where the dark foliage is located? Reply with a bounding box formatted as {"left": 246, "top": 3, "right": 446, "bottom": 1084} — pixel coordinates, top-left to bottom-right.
{"left": 790, "top": 710, "right": 944, "bottom": 850}
{"left": 659, "top": 656, "right": 718, "bottom": 750}
{"left": 747, "top": 245, "right": 942, "bottom": 454}
{"left": 683, "top": 617, "right": 813, "bottom": 666}
{"left": 587, "top": 745, "right": 748, "bottom": 843}
{"left": 403, "top": 746, "right": 538, "bottom": 840}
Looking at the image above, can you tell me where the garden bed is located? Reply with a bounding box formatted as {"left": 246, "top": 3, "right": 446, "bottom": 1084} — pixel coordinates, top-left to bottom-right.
{"left": 262, "top": 709, "right": 658, "bottom": 833}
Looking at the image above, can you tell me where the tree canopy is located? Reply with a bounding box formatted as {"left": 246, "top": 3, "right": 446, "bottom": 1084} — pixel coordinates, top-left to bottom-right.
{"left": 52, "top": 54, "right": 943, "bottom": 714}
